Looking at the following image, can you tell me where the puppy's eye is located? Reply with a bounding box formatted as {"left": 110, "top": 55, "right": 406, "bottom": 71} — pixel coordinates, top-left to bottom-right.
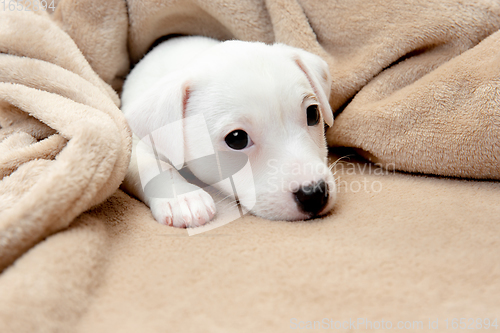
{"left": 307, "top": 105, "right": 320, "bottom": 126}
{"left": 225, "top": 130, "right": 251, "bottom": 150}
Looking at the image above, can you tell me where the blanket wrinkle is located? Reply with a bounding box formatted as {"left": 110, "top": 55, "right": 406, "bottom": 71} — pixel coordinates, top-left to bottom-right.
{"left": 52, "top": 0, "right": 130, "bottom": 92}
{"left": 0, "top": 1, "right": 499, "bottom": 331}
{"left": 0, "top": 10, "right": 120, "bottom": 106}
{"left": 329, "top": 29, "right": 500, "bottom": 178}
{"left": 0, "top": 8, "right": 131, "bottom": 271}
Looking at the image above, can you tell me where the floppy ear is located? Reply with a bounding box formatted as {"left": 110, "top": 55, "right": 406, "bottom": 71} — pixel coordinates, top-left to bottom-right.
{"left": 122, "top": 72, "right": 191, "bottom": 169}
{"left": 279, "top": 46, "right": 334, "bottom": 127}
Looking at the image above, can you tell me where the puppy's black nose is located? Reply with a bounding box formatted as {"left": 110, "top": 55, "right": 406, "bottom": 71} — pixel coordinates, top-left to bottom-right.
{"left": 294, "top": 180, "right": 328, "bottom": 216}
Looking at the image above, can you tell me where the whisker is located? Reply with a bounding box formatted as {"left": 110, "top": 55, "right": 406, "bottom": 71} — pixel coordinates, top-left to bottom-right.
{"left": 214, "top": 194, "right": 233, "bottom": 205}
{"left": 219, "top": 201, "right": 240, "bottom": 211}
{"left": 328, "top": 154, "right": 354, "bottom": 171}
{"left": 226, "top": 202, "right": 240, "bottom": 209}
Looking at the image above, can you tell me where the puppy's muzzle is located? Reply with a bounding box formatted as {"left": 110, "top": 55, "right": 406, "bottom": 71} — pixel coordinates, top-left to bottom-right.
{"left": 293, "top": 180, "right": 329, "bottom": 217}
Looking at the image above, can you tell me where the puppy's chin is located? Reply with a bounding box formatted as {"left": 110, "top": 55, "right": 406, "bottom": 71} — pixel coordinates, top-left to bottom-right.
{"left": 250, "top": 205, "right": 311, "bottom": 222}
{"left": 247, "top": 181, "right": 336, "bottom": 222}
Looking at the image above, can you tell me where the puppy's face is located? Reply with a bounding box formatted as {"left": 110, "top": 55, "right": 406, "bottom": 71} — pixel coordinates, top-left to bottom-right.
{"left": 125, "top": 40, "right": 336, "bottom": 221}
{"left": 182, "top": 42, "right": 336, "bottom": 220}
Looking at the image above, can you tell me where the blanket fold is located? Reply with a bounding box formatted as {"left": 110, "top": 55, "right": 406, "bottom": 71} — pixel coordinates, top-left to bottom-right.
{"left": 0, "top": 9, "right": 131, "bottom": 271}
{"left": 329, "top": 29, "right": 500, "bottom": 178}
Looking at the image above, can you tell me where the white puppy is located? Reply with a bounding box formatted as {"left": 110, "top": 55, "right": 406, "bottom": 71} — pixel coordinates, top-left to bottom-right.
{"left": 121, "top": 36, "right": 336, "bottom": 228}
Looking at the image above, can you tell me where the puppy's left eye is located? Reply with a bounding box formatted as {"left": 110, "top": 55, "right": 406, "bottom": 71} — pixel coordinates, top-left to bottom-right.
{"left": 307, "top": 105, "right": 320, "bottom": 126}
{"left": 225, "top": 130, "right": 252, "bottom": 150}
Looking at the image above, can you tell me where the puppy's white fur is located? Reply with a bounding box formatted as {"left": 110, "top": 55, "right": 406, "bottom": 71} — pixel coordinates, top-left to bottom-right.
{"left": 121, "top": 36, "right": 336, "bottom": 228}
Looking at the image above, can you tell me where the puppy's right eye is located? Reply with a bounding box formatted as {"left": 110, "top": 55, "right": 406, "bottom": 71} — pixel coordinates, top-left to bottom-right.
{"left": 225, "top": 130, "right": 251, "bottom": 150}
{"left": 307, "top": 105, "right": 320, "bottom": 126}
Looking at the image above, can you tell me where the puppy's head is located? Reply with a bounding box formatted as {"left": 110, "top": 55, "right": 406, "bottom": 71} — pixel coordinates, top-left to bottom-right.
{"left": 125, "top": 41, "right": 336, "bottom": 221}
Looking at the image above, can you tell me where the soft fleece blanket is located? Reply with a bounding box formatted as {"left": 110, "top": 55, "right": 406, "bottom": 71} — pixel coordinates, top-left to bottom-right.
{"left": 1, "top": 1, "right": 499, "bottom": 332}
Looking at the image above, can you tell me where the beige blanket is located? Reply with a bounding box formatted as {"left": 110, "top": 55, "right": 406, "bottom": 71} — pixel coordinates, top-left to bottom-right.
{"left": 1, "top": 1, "right": 499, "bottom": 331}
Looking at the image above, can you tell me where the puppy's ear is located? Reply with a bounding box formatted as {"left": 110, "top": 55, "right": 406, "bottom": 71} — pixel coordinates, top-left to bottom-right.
{"left": 293, "top": 52, "right": 334, "bottom": 127}
{"left": 277, "top": 45, "right": 334, "bottom": 127}
{"left": 123, "top": 73, "right": 191, "bottom": 169}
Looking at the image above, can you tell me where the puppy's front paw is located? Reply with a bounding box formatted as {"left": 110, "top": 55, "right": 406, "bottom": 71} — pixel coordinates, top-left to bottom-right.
{"left": 149, "top": 189, "right": 216, "bottom": 228}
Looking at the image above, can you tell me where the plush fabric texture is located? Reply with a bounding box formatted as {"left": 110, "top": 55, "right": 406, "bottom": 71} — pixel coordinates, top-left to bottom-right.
{"left": 0, "top": 0, "right": 499, "bottom": 332}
